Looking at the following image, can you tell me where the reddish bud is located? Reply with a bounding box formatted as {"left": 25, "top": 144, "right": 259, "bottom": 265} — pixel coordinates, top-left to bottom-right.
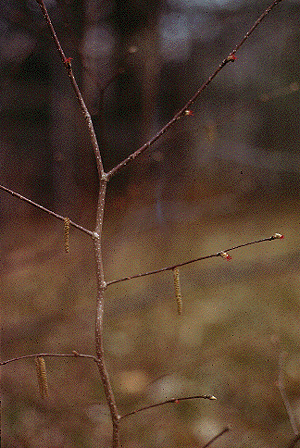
{"left": 185, "top": 110, "right": 194, "bottom": 116}
{"left": 64, "top": 57, "right": 73, "bottom": 65}
{"left": 227, "top": 54, "right": 237, "bottom": 62}
{"left": 220, "top": 251, "right": 232, "bottom": 261}
{"left": 174, "top": 399, "right": 180, "bottom": 404}
{"left": 272, "top": 233, "right": 284, "bottom": 240}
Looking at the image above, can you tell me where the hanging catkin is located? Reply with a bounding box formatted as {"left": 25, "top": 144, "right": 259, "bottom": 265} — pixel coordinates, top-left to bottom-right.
{"left": 35, "top": 357, "right": 49, "bottom": 399}
{"left": 64, "top": 217, "right": 70, "bottom": 253}
{"left": 173, "top": 267, "right": 183, "bottom": 315}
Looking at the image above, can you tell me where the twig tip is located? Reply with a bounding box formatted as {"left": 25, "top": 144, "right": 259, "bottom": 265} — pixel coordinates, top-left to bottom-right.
{"left": 227, "top": 53, "right": 237, "bottom": 62}
{"left": 219, "top": 251, "right": 232, "bottom": 261}
{"left": 272, "top": 232, "right": 284, "bottom": 239}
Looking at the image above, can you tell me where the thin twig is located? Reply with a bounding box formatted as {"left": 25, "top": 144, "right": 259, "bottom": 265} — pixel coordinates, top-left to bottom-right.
{"left": 35, "top": 0, "right": 104, "bottom": 177}
{"left": 107, "top": 234, "right": 283, "bottom": 286}
{"left": 34, "top": 1, "right": 120, "bottom": 445}
{"left": 0, "top": 184, "right": 94, "bottom": 237}
{"left": 202, "top": 426, "right": 231, "bottom": 448}
{"left": 106, "top": 0, "right": 283, "bottom": 180}
{"left": 120, "top": 394, "right": 216, "bottom": 420}
{"left": 278, "top": 352, "right": 299, "bottom": 436}
{"left": 0, "top": 352, "right": 97, "bottom": 366}
{"left": 231, "top": 0, "right": 283, "bottom": 55}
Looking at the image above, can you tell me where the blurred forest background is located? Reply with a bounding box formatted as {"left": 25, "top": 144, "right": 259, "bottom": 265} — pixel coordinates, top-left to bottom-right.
{"left": 1, "top": 0, "right": 300, "bottom": 447}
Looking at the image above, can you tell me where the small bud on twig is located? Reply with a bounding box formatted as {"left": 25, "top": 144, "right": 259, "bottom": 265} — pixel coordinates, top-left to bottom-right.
{"left": 272, "top": 233, "right": 284, "bottom": 239}
{"left": 227, "top": 53, "right": 237, "bottom": 62}
{"left": 219, "top": 251, "right": 232, "bottom": 261}
{"left": 64, "top": 57, "right": 73, "bottom": 66}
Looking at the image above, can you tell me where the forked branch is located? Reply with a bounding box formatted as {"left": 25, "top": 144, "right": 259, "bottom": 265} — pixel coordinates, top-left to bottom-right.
{"left": 107, "top": 0, "right": 284, "bottom": 179}
{"left": 0, "top": 0, "right": 286, "bottom": 446}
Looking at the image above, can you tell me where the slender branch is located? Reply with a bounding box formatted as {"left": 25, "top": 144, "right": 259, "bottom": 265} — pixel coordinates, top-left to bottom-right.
{"left": 201, "top": 426, "right": 231, "bottom": 448}
{"left": 120, "top": 394, "right": 216, "bottom": 420}
{"left": 0, "top": 352, "right": 97, "bottom": 366}
{"left": 11, "top": 2, "right": 284, "bottom": 447}
{"left": 35, "top": 0, "right": 104, "bottom": 177}
{"left": 278, "top": 352, "right": 299, "bottom": 436}
{"left": 94, "top": 352, "right": 120, "bottom": 446}
{"left": 34, "top": 2, "right": 121, "bottom": 445}
{"left": 231, "top": 0, "right": 283, "bottom": 55}
{"left": 0, "top": 184, "right": 94, "bottom": 237}
{"left": 106, "top": 234, "right": 283, "bottom": 286}
{"left": 106, "top": 0, "right": 283, "bottom": 180}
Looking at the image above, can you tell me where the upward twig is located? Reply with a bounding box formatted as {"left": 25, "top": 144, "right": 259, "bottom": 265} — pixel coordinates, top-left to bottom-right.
{"left": 106, "top": 0, "right": 283, "bottom": 179}
{"left": 36, "top": 0, "right": 104, "bottom": 178}
{"left": 35, "top": 1, "right": 120, "bottom": 445}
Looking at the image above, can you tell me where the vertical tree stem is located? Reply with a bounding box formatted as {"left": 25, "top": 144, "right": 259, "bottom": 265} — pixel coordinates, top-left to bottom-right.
{"left": 36, "top": 1, "right": 119, "bottom": 441}
{"left": 93, "top": 178, "right": 121, "bottom": 447}
{"left": 94, "top": 287, "right": 120, "bottom": 447}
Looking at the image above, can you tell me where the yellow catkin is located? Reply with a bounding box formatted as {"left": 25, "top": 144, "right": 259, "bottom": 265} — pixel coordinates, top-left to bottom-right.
{"left": 64, "top": 217, "right": 70, "bottom": 253}
{"left": 173, "top": 267, "right": 183, "bottom": 315}
{"left": 35, "top": 357, "right": 49, "bottom": 399}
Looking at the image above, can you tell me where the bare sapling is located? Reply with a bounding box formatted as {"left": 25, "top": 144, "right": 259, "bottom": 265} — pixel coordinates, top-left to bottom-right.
{"left": 1, "top": 0, "right": 289, "bottom": 447}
